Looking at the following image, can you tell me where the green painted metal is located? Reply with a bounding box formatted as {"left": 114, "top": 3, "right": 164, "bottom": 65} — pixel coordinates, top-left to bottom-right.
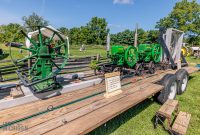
{"left": 138, "top": 44, "right": 162, "bottom": 63}
{"left": 125, "top": 46, "right": 138, "bottom": 68}
{"left": 151, "top": 44, "right": 162, "bottom": 63}
{"left": 111, "top": 45, "right": 125, "bottom": 66}
{"left": 110, "top": 45, "right": 138, "bottom": 68}
{"left": 10, "top": 26, "right": 68, "bottom": 92}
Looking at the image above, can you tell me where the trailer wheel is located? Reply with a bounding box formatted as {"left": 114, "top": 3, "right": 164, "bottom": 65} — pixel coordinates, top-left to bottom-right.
{"left": 175, "top": 69, "right": 189, "bottom": 95}
{"left": 156, "top": 74, "right": 178, "bottom": 104}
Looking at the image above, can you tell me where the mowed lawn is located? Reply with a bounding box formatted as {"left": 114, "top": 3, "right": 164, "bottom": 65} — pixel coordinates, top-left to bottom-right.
{"left": 0, "top": 44, "right": 107, "bottom": 60}
{"left": 1, "top": 44, "right": 200, "bottom": 134}
{"left": 0, "top": 44, "right": 106, "bottom": 66}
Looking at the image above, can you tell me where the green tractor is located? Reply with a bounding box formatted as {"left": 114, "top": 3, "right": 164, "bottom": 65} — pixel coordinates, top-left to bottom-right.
{"left": 9, "top": 26, "right": 68, "bottom": 93}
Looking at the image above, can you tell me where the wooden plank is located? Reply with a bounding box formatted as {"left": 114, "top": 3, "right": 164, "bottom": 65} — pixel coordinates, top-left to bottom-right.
{"left": 42, "top": 84, "right": 163, "bottom": 135}
{"left": 172, "top": 111, "right": 191, "bottom": 135}
{"left": 0, "top": 69, "right": 173, "bottom": 131}
{"left": 0, "top": 94, "right": 104, "bottom": 135}
{"left": 0, "top": 81, "right": 154, "bottom": 135}
{"left": 165, "top": 99, "right": 178, "bottom": 107}
{"left": 105, "top": 72, "right": 120, "bottom": 78}
{"left": 0, "top": 69, "right": 169, "bottom": 123}
{"left": 182, "top": 66, "right": 199, "bottom": 74}
{"left": 11, "top": 83, "right": 157, "bottom": 135}
{"left": 158, "top": 99, "right": 178, "bottom": 118}
{"left": 0, "top": 83, "right": 105, "bottom": 123}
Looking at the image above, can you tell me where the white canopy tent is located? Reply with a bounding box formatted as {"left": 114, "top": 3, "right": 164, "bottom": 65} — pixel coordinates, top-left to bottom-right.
{"left": 25, "top": 25, "right": 70, "bottom": 56}
{"left": 191, "top": 47, "right": 200, "bottom": 51}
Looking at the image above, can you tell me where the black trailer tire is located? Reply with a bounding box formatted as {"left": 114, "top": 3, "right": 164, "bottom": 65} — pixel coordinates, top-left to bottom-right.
{"left": 175, "top": 69, "right": 189, "bottom": 95}
{"left": 156, "top": 74, "right": 178, "bottom": 104}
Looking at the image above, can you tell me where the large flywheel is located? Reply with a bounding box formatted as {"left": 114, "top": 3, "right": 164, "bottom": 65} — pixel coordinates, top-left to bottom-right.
{"left": 151, "top": 44, "right": 162, "bottom": 63}
{"left": 9, "top": 26, "right": 68, "bottom": 93}
{"left": 125, "top": 46, "right": 138, "bottom": 68}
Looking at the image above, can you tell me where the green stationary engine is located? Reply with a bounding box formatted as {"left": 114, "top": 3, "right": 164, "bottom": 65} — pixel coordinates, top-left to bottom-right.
{"left": 110, "top": 45, "right": 138, "bottom": 68}
{"left": 93, "top": 45, "right": 138, "bottom": 74}
{"left": 9, "top": 26, "right": 68, "bottom": 93}
{"left": 138, "top": 44, "right": 162, "bottom": 63}
{"left": 93, "top": 44, "right": 163, "bottom": 75}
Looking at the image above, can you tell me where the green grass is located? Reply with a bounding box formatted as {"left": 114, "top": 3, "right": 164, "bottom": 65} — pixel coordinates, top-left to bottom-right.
{"left": 68, "top": 45, "right": 107, "bottom": 58}
{"left": 0, "top": 44, "right": 107, "bottom": 67}
{"left": 186, "top": 57, "right": 200, "bottom": 65}
{"left": 0, "top": 44, "right": 107, "bottom": 61}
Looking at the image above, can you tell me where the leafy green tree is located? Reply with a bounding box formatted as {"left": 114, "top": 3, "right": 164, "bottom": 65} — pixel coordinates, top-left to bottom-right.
{"left": 146, "top": 30, "right": 159, "bottom": 44}
{"left": 111, "top": 30, "right": 134, "bottom": 45}
{"left": 111, "top": 28, "right": 149, "bottom": 46}
{"left": 68, "top": 17, "right": 109, "bottom": 45}
{"left": 79, "top": 26, "right": 90, "bottom": 44}
{"left": 58, "top": 27, "right": 69, "bottom": 36}
{"left": 0, "top": 25, "right": 5, "bottom": 43}
{"left": 0, "top": 23, "right": 24, "bottom": 43}
{"left": 156, "top": 0, "right": 200, "bottom": 45}
{"left": 137, "top": 28, "right": 148, "bottom": 44}
{"left": 22, "top": 12, "right": 49, "bottom": 31}
{"left": 69, "top": 27, "right": 81, "bottom": 45}
{"left": 87, "top": 17, "right": 109, "bottom": 45}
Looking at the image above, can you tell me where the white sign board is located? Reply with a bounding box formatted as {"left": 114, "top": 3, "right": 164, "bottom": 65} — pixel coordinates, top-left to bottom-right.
{"left": 104, "top": 72, "right": 122, "bottom": 98}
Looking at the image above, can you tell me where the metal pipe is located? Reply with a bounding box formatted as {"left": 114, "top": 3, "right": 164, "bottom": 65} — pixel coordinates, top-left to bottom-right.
{"left": 16, "top": 70, "right": 56, "bottom": 87}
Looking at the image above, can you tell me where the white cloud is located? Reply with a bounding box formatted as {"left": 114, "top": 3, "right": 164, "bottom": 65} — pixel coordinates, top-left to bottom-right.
{"left": 113, "top": 0, "right": 133, "bottom": 4}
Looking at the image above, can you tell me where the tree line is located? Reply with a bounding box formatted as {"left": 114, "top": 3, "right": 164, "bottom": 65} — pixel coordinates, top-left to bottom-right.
{"left": 58, "top": 17, "right": 109, "bottom": 45}
{"left": 111, "top": 29, "right": 159, "bottom": 45}
{"left": 0, "top": 15, "right": 109, "bottom": 45}
{"left": 0, "top": 0, "right": 199, "bottom": 46}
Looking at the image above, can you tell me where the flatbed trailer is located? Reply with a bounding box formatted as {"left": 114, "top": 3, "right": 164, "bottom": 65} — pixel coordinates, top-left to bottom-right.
{"left": 0, "top": 66, "right": 198, "bottom": 135}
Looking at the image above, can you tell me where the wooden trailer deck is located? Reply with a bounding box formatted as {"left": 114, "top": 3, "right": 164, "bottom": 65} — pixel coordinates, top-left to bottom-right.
{"left": 0, "top": 66, "right": 198, "bottom": 135}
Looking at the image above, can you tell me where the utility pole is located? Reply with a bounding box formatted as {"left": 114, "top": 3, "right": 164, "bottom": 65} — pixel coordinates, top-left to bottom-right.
{"left": 134, "top": 23, "right": 138, "bottom": 47}
{"left": 106, "top": 33, "right": 110, "bottom": 58}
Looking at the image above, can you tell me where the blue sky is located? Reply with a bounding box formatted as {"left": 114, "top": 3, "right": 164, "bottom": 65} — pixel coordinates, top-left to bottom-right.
{"left": 0, "top": 0, "right": 199, "bottom": 33}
